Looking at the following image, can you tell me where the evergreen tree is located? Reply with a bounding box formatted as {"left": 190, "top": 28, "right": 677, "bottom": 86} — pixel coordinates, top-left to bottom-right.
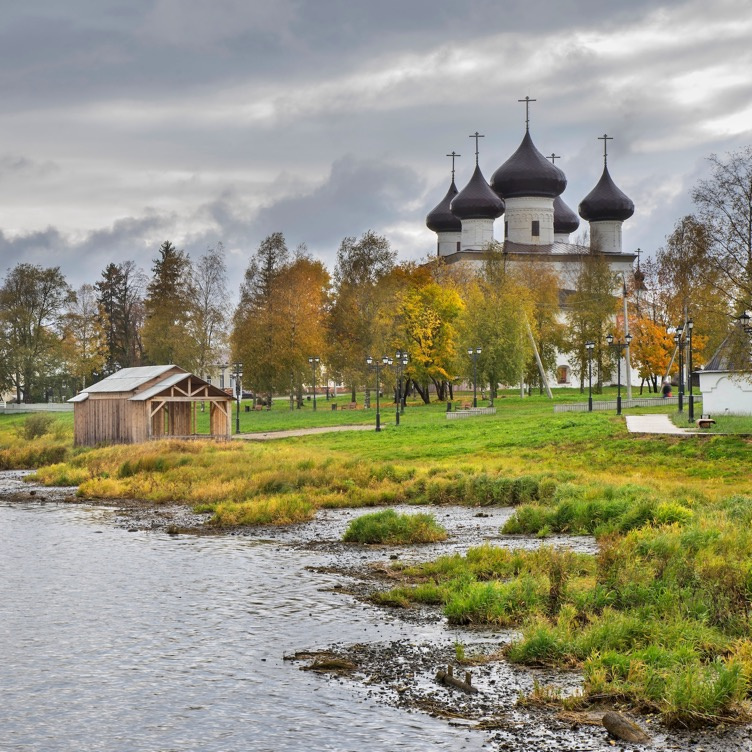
{"left": 142, "top": 241, "right": 196, "bottom": 367}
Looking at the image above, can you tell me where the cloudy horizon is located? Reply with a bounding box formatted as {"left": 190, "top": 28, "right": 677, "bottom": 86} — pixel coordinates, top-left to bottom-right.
{"left": 1, "top": 0, "right": 751, "bottom": 295}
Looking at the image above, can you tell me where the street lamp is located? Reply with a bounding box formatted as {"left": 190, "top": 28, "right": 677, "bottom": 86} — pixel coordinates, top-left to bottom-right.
{"left": 606, "top": 333, "right": 632, "bottom": 415}
{"left": 233, "top": 361, "right": 243, "bottom": 434}
{"left": 308, "top": 356, "right": 320, "bottom": 411}
{"left": 687, "top": 320, "right": 695, "bottom": 423}
{"left": 585, "top": 341, "right": 595, "bottom": 412}
{"left": 674, "top": 323, "right": 685, "bottom": 413}
{"left": 467, "top": 347, "right": 482, "bottom": 407}
{"left": 394, "top": 350, "right": 409, "bottom": 425}
{"left": 367, "top": 355, "right": 391, "bottom": 432}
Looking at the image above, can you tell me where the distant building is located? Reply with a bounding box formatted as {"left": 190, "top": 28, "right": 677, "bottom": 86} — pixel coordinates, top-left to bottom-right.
{"left": 68, "top": 365, "right": 233, "bottom": 446}
{"left": 698, "top": 329, "right": 752, "bottom": 415}
{"left": 425, "top": 110, "right": 637, "bottom": 387}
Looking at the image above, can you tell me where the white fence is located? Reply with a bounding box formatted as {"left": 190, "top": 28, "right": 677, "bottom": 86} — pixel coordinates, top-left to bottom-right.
{"left": 0, "top": 402, "right": 74, "bottom": 414}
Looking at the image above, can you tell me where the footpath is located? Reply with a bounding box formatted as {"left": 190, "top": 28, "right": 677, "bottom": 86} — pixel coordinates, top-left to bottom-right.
{"left": 234, "top": 424, "right": 375, "bottom": 441}
{"left": 625, "top": 414, "right": 695, "bottom": 435}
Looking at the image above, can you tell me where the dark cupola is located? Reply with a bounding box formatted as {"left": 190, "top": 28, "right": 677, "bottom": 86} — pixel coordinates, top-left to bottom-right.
{"left": 450, "top": 164, "right": 505, "bottom": 220}
{"left": 553, "top": 195, "right": 580, "bottom": 236}
{"left": 490, "top": 130, "right": 567, "bottom": 199}
{"left": 578, "top": 165, "right": 634, "bottom": 222}
{"left": 426, "top": 180, "right": 461, "bottom": 233}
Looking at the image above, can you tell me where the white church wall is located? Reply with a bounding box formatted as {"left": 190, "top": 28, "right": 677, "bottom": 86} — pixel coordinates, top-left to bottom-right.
{"left": 699, "top": 372, "right": 752, "bottom": 415}
{"left": 504, "top": 197, "right": 554, "bottom": 245}
{"left": 437, "top": 231, "right": 462, "bottom": 257}
{"left": 590, "top": 220, "right": 623, "bottom": 254}
{"left": 461, "top": 218, "right": 495, "bottom": 250}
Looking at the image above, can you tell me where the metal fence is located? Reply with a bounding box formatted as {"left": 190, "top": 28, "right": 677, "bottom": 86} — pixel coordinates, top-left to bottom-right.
{"left": 554, "top": 396, "right": 701, "bottom": 413}
{"left": 446, "top": 407, "right": 497, "bottom": 419}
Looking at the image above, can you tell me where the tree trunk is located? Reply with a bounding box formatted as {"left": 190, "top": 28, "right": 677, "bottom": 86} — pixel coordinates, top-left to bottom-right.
{"left": 413, "top": 381, "right": 430, "bottom": 404}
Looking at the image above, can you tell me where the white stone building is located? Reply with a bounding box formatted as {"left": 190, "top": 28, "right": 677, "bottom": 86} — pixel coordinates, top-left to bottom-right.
{"left": 698, "top": 330, "right": 752, "bottom": 415}
{"left": 425, "top": 115, "right": 637, "bottom": 388}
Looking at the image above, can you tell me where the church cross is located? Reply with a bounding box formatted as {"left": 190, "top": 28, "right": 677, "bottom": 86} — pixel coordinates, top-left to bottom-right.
{"left": 518, "top": 96, "right": 536, "bottom": 131}
{"left": 636, "top": 247, "right": 642, "bottom": 268}
{"left": 547, "top": 153, "right": 561, "bottom": 164}
{"left": 446, "top": 151, "right": 461, "bottom": 181}
{"left": 468, "top": 132, "right": 484, "bottom": 166}
{"left": 598, "top": 133, "right": 613, "bottom": 165}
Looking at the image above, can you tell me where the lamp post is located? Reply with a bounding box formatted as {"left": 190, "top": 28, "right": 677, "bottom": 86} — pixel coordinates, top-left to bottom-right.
{"left": 606, "top": 333, "right": 632, "bottom": 415}
{"left": 233, "top": 361, "right": 243, "bottom": 434}
{"left": 674, "top": 323, "right": 685, "bottom": 413}
{"left": 308, "top": 356, "right": 320, "bottom": 411}
{"left": 468, "top": 347, "right": 482, "bottom": 407}
{"left": 585, "top": 341, "right": 595, "bottom": 412}
{"left": 687, "top": 320, "right": 695, "bottom": 423}
{"left": 367, "top": 356, "right": 391, "bottom": 432}
{"left": 395, "top": 350, "right": 409, "bottom": 425}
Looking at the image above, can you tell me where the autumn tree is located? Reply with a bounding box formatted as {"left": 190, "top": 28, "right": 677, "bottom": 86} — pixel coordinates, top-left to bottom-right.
{"left": 457, "top": 248, "right": 535, "bottom": 398}
{"left": 0, "top": 263, "right": 74, "bottom": 402}
{"left": 394, "top": 273, "right": 464, "bottom": 403}
{"left": 189, "top": 243, "right": 230, "bottom": 381}
{"left": 691, "top": 146, "right": 752, "bottom": 309}
{"left": 328, "top": 231, "right": 396, "bottom": 401}
{"left": 61, "top": 284, "right": 106, "bottom": 390}
{"left": 656, "top": 215, "right": 729, "bottom": 363}
{"left": 273, "top": 250, "right": 330, "bottom": 406}
{"left": 514, "top": 256, "right": 563, "bottom": 393}
{"left": 142, "top": 241, "right": 197, "bottom": 368}
{"left": 562, "top": 252, "right": 618, "bottom": 391}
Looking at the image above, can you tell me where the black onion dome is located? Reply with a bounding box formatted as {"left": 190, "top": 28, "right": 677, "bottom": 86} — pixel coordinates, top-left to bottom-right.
{"left": 426, "top": 180, "right": 462, "bottom": 232}
{"left": 578, "top": 166, "right": 634, "bottom": 222}
{"left": 450, "top": 165, "right": 505, "bottom": 220}
{"left": 553, "top": 195, "right": 580, "bottom": 234}
{"left": 490, "top": 131, "right": 567, "bottom": 199}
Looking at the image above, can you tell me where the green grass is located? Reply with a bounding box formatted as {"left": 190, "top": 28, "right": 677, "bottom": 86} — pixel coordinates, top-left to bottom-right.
{"left": 342, "top": 509, "right": 447, "bottom": 544}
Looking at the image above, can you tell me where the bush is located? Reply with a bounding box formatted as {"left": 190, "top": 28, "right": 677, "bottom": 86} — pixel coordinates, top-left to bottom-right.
{"left": 343, "top": 509, "right": 448, "bottom": 544}
{"left": 21, "top": 413, "right": 57, "bottom": 440}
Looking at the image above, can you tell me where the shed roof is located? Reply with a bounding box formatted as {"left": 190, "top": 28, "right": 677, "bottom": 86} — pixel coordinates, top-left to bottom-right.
{"left": 130, "top": 373, "right": 230, "bottom": 401}
{"left": 82, "top": 365, "right": 179, "bottom": 394}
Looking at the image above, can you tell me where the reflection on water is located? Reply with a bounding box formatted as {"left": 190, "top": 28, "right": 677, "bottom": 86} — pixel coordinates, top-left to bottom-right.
{"left": 0, "top": 501, "right": 489, "bottom": 752}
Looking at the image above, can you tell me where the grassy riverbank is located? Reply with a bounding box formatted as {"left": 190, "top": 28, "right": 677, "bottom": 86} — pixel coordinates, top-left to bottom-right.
{"left": 3, "top": 391, "right": 752, "bottom": 725}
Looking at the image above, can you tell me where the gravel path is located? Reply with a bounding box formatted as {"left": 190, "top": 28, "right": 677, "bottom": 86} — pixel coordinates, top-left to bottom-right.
{"left": 233, "top": 424, "right": 376, "bottom": 440}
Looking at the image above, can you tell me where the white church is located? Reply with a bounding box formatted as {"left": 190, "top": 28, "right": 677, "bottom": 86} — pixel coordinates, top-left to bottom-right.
{"left": 425, "top": 105, "right": 637, "bottom": 387}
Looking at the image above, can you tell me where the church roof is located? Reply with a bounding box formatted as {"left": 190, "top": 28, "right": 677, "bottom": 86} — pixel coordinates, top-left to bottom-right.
{"left": 578, "top": 165, "right": 634, "bottom": 222}
{"left": 426, "top": 179, "right": 462, "bottom": 232}
{"left": 450, "top": 164, "right": 505, "bottom": 220}
{"left": 703, "top": 329, "right": 751, "bottom": 372}
{"left": 490, "top": 131, "right": 567, "bottom": 199}
{"left": 553, "top": 195, "right": 580, "bottom": 234}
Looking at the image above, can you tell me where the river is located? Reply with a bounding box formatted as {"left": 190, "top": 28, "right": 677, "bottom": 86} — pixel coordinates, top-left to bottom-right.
{"left": 1, "top": 495, "right": 495, "bottom": 752}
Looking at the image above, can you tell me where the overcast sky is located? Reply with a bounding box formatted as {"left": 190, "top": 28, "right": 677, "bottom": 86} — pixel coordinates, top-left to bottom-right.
{"left": 1, "top": 0, "right": 751, "bottom": 296}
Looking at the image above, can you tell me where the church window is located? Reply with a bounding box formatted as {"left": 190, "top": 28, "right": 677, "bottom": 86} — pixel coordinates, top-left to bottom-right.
{"left": 556, "top": 365, "right": 570, "bottom": 384}
{"left": 532, "top": 220, "right": 540, "bottom": 237}
{"left": 505, "top": 221, "right": 508, "bottom": 238}
{"left": 456, "top": 241, "right": 461, "bottom": 252}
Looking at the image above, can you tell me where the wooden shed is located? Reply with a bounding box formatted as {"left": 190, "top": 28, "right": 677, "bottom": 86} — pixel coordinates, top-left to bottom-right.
{"left": 69, "top": 365, "right": 233, "bottom": 447}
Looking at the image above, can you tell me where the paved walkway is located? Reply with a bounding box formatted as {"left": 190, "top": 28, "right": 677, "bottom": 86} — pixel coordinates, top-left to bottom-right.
{"left": 625, "top": 414, "right": 692, "bottom": 435}
{"left": 234, "top": 424, "right": 375, "bottom": 441}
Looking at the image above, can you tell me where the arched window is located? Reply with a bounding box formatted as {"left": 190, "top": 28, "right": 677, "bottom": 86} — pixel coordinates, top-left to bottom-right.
{"left": 556, "top": 365, "right": 570, "bottom": 384}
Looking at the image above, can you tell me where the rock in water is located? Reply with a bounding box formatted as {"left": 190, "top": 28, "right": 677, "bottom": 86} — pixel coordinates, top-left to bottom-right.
{"left": 602, "top": 711, "right": 651, "bottom": 744}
